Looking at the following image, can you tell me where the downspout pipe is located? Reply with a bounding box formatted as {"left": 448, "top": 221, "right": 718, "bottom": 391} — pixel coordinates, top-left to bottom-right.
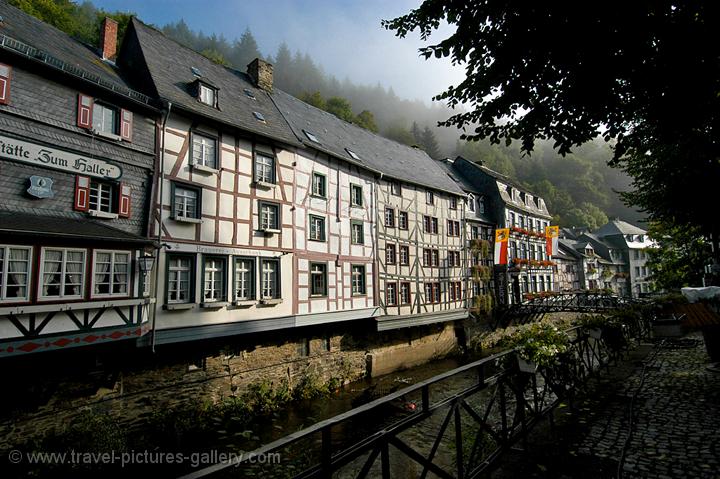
{"left": 151, "top": 101, "right": 172, "bottom": 353}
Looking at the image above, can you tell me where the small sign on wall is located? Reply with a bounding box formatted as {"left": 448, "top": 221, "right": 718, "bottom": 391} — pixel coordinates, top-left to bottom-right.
{"left": 27, "top": 175, "right": 54, "bottom": 199}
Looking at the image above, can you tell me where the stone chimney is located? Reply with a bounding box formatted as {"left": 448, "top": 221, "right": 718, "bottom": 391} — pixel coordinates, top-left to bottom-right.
{"left": 100, "top": 17, "right": 118, "bottom": 61}
{"left": 247, "top": 58, "right": 273, "bottom": 92}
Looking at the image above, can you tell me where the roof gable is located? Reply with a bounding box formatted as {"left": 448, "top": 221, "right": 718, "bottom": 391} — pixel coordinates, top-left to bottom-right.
{"left": 126, "top": 19, "right": 299, "bottom": 146}
{"left": 0, "top": 3, "right": 151, "bottom": 106}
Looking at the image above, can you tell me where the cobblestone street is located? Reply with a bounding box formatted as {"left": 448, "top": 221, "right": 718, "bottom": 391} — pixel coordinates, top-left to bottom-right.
{"left": 493, "top": 332, "right": 720, "bottom": 479}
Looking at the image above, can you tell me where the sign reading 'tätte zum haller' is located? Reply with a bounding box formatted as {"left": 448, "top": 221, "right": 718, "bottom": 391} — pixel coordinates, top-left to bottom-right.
{"left": 0, "top": 135, "right": 122, "bottom": 180}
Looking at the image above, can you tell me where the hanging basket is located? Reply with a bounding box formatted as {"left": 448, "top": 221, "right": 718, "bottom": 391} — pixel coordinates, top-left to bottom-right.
{"left": 517, "top": 356, "right": 538, "bottom": 373}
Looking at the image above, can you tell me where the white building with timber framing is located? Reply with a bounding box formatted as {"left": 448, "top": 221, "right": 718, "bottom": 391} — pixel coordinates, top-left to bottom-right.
{"left": 120, "top": 20, "right": 380, "bottom": 344}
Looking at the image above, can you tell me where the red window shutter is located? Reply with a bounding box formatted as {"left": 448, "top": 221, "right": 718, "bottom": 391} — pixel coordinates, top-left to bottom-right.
{"left": 74, "top": 176, "right": 90, "bottom": 211}
{"left": 118, "top": 183, "right": 131, "bottom": 217}
{"left": 120, "top": 109, "right": 133, "bottom": 141}
{"left": 0, "top": 63, "right": 11, "bottom": 105}
{"left": 77, "top": 94, "right": 94, "bottom": 129}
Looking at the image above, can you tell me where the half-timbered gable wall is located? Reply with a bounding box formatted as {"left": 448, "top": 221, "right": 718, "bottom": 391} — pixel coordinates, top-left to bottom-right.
{"left": 151, "top": 111, "right": 377, "bottom": 341}
{"left": 376, "top": 177, "right": 466, "bottom": 329}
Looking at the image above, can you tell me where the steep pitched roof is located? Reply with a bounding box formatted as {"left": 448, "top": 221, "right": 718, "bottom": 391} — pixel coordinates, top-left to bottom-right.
{"left": 454, "top": 156, "right": 552, "bottom": 218}
{"left": 127, "top": 18, "right": 299, "bottom": 146}
{"left": 595, "top": 219, "right": 646, "bottom": 237}
{"left": 435, "top": 159, "right": 495, "bottom": 223}
{"left": 0, "top": 3, "right": 151, "bottom": 105}
{"left": 271, "top": 89, "right": 464, "bottom": 195}
{"left": 435, "top": 159, "right": 482, "bottom": 194}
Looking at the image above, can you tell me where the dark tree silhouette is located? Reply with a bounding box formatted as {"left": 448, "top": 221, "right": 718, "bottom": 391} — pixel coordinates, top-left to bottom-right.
{"left": 384, "top": 1, "right": 720, "bottom": 265}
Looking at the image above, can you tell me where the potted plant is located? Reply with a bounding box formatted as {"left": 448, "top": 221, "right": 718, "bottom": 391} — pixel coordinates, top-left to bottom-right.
{"left": 506, "top": 323, "right": 571, "bottom": 373}
{"left": 578, "top": 314, "right": 612, "bottom": 339}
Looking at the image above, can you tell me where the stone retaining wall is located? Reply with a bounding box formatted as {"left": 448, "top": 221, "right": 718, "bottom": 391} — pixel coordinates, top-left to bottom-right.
{"left": 0, "top": 321, "right": 458, "bottom": 451}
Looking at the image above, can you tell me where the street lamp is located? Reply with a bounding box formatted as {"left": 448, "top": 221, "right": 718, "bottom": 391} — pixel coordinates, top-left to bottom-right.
{"left": 138, "top": 253, "right": 156, "bottom": 275}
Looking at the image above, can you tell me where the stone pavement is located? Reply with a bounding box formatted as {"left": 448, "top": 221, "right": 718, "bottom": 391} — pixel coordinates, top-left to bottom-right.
{"left": 491, "top": 332, "right": 720, "bottom": 479}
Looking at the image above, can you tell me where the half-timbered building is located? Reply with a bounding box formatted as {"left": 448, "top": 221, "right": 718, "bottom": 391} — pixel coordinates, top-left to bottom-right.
{"left": 436, "top": 158, "right": 496, "bottom": 315}
{"left": 272, "top": 90, "right": 468, "bottom": 331}
{"left": 452, "top": 157, "right": 555, "bottom": 305}
{"left": 0, "top": 4, "right": 158, "bottom": 357}
{"left": 120, "top": 19, "right": 378, "bottom": 344}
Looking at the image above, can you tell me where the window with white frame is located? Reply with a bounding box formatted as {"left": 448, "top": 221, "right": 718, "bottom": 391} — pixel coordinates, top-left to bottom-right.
{"left": 167, "top": 255, "right": 193, "bottom": 303}
{"left": 92, "top": 102, "right": 119, "bottom": 135}
{"left": 386, "top": 282, "right": 397, "bottom": 306}
{"left": 89, "top": 180, "right": 114, "bottom": 213}
{"left": 351, "top": 265, "right": 366, "bottom": 295}
{"left": 199, "top": 83, "right": 217, "bottom": 107}
{"left": 351, "top": 220, "right": 364, "bottom": 245}
{"left": 234, "top": 257, "right": 254, "bottom": 301}
{"left": 309, "top": 215, "right": 326, "bottom": 241}
{"left": 255, "top": 152, "right": 275, "bottom": 184}
{"left": 386, "top": 244, "right": 396, "bottom": 265}
{"left": 350, "top": 184, "right": 363, "bottom": 207}
{"left": 173, "top": 183, "right": 200, "bottom": 219}
{"left": 468, "top": 194, "right": 475, "bottom": 212}
{"left": 310, "top": 262, "right": 327, "bottom": 296}
{"left": 203, "top": 257, "right": 226, "bottom": 302}
{"left": 259, "top": 202, "right": 279, "bottom": 230}
{"left": 40, "top": 248, "right": 85, "bottom": 299}
{"left": 0, "top": 245, "right": 32, "bottom": 301}
{"left": 398, "top": 211, "right": 408, "bottom": 230}
{"left": 400, "top": 282, "right": 411, "bottom": 305}
{"left": 192, "top": 132, "right": 217, "bottom": 169}
{"left": 426, "top": 190, "right": 434, "bottom": 205}
{"left": 399, "top": 245, "right": 409, "bottom": 265}
{"left": 450, "top": 197, "right": 458, "bottom": 210}
{"left": 384, "top": 208, "right": 395, "bottom": 227}
{"left": 93, "top": 250, "right": 130, "bottom": 296}
{"left": 390, "top": 181, "right": 401, "bottom": 196}
{"left": 261, "top": 258, "right": 280, "bottom": 299}
{"left": 312, "top": 172, "right": 326, "bottom": 198}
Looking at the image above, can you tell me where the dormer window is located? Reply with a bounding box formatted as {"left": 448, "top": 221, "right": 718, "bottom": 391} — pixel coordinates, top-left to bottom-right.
{"left": 638, "top": 235, "right": 645, "bottom": 242}
{"left": 468, "top": 194, "right": 475, "bottom": 212}
{"left": 198, "top": 83, "right": 217, "bottom": 108}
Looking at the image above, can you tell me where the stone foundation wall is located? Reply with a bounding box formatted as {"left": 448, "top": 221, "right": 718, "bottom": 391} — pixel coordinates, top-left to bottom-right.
{"left": 0, "top": 321, "right": 458, "bottom": 451}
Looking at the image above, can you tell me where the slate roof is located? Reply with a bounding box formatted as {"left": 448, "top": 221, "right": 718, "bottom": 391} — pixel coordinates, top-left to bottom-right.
{"left": 0, "top": 2, "right": 151, "bottom": 105}
{"left": 0, "top": 212, "right": 151, "bottom": 243}
{"left": 128, "top": 19, "right": 300, "bottom": 147}
{"left": 127, "top": 18, "right": 461, "bottom": 195}
{"left": 271, "top": 89, "right": 463, "bottom": 195}
{"left": 595, "top": 219, "right": 647, "bottom": 237}
{"left": 435, "top": 159, "right": 495, "bottom": 223}
{"left": 435, "top": 159, "right": 482, "bottom": 194}
{"left": 454, "top": 157, "right": 552, "bottom": 218}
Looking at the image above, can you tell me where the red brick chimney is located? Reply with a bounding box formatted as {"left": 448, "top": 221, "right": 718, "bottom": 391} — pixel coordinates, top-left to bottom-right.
{"left": 100, "top": 17, "right": 118, "bottom": 61}
{"left": 247, "top": 58, "right": 273, "bottom": 92}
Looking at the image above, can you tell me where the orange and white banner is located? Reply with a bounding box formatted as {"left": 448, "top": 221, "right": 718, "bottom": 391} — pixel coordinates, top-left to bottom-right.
{"left": 494, "top": 228, "right": 509, "bottom": 265}
{"left": 545, "top": 225, "right": 559, "bottom": 256}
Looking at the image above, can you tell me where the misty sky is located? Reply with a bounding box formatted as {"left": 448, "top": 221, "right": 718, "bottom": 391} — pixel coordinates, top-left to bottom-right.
{"left": 91, "top": 0, "right": 465, "bottom": 104}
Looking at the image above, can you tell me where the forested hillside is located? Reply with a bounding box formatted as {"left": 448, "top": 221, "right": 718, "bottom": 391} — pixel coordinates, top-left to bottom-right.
{"left": 9, "top": 0, "right": 644, "bottom": 228}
